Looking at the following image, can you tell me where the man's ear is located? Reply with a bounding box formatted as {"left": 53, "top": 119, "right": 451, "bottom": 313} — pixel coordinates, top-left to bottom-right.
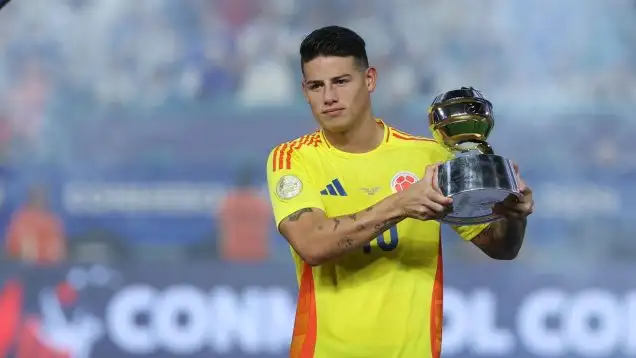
{"left": 365, "top": 67, "right": 377, "bottom": 93}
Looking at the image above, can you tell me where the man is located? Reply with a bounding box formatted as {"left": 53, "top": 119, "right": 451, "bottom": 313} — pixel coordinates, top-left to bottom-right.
{"left": 5, "top": 184, "right": 66, "bottom": 265}
{"left": 265, "top": 26, "right": 533, "bottom": 358}
{"left": 218, "top": 164, "right": 271, "bottom": 261}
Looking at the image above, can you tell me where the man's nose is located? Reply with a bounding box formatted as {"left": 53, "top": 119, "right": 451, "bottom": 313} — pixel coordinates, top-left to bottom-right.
{"left": 323, "top": 85, "right": 338, "bottom": 105}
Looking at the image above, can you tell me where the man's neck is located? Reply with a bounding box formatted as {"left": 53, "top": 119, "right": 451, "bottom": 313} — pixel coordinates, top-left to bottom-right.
{"left": 323, "top": 116, "right": 384, "bottom": 154}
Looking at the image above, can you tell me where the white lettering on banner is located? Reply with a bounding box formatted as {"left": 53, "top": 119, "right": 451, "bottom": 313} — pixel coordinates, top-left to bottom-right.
{"left": 518, "top": 289, "right": 628, "bottom": 357}
{"left": 209, "top": 286, "right": 294, "bottom": 355}
{"left": 443, "top": 288, "right": 514, "bottom": 356}
{"left": 103, "top": 284, "right": 636, "bottom": 356}
{"left": 471, "top": 289, "right": 515, "bottom": 355}
{"left": 566, "top": 290, "right": 620, "bottom": 357}
{"left": 106, "top": 284, "right": 157, "bottom": 354}
{"left": 516, "top": 288, "right": 564, "bottom": 356}
{"left": 104, "top": 284, "right": 295, "bottom": 355}
{"left": 63, "top": 182, "right": 229, "bottom": 215}
{"left": 156, "top": 286, "right": 209, "bottom": 354}
{"left": 444, "top": 287, "right": 636, "bottom": 357}
{"left": 626, "top": 293, "right": 636, "bottom": 354}
{"left": 441, "top": 288, "right": 467, "bottom": 356}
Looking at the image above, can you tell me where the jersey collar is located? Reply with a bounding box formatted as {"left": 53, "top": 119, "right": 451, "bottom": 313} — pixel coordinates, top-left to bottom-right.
{"left": 319, "top": 118, "right": 392, "bottom": 157}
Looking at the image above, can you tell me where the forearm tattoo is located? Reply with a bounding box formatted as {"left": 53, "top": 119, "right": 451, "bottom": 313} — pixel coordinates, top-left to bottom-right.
{"left": 372, "top": 218, "right": 400, "bottom": 236}
{"left": 285, "top": 205, "right": 397, "bottom": 250}
{"left": 338, "top": 237, "right": 354, "bottom": 249}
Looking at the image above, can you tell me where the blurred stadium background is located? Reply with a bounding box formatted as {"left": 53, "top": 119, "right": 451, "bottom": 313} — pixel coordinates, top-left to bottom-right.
{"left": 0, "top": 0, "right": 634, "bottom": 357}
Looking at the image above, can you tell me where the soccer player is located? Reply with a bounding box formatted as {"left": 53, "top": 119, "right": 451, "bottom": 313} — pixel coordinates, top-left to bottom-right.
{"left": 266, "top": 26, "right": 534, "bottom": 358}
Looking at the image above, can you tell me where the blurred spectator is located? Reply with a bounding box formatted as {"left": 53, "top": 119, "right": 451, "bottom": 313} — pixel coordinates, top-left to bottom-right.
{"left": 217, "top": 165, "right": 271, "bottom": 262}
{"left": 4, "top": 184, "right": 66, "bottom": 264}
{"left": 0, "top": 113, "right": 12, "bottom": 165}
{"left": 235, "top": 1, "right": 297, "bottom": 106}
{"left": 7, "top": 57, "right": 51, "bottom": 146}
{"left": 187, "top": 1, "right": 238, "bottom": 100}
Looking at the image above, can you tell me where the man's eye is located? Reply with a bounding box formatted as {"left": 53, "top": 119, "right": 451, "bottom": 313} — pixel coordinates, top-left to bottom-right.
{"left": 335, "top": 79, "right": 348, "bottom": 85}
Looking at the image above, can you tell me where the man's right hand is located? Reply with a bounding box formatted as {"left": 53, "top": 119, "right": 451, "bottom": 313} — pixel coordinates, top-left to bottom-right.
{"left": 395, "top": 163, "right": 453, "bottom": 221}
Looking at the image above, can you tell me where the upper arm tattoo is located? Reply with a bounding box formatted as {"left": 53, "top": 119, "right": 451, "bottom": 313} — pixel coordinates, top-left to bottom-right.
{"left": 472, "top": 224, "right": 499, "bottom": 248}
{"left": 332, "top": 218, "right": 341, "bottom": 231}
{"left": 285, "top": 208, "right": 314, "bottom": 222}
{"left": 471, "top": 220, "right": 524, "bottom": 259}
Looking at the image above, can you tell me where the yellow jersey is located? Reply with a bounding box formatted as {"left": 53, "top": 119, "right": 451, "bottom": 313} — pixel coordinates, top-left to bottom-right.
{"left": 266, "top": 120, "right": 488, "bottom": 358}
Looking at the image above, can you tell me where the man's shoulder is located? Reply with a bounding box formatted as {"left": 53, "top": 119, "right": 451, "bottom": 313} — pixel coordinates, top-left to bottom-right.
{"left": 268, "top": 130, "right": 323, "bottom": 171}
{"left": 387, "top": 125, "right": 452, "bottom": 161}
{"left": 388, "top": 126, "right": 442, "bottom": 149}
{"left": 269, "top": 130, "right": 323, "bottom": 156}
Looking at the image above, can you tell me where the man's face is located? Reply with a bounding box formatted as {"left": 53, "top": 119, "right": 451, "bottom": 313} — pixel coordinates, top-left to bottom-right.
{"left": 302, "top": 56, "right": 376, "bottom": 133}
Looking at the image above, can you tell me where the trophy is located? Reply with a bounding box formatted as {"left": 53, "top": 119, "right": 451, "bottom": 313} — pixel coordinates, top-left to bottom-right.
{"left": 429, "top": 87, "right": 520, "bottom": 225}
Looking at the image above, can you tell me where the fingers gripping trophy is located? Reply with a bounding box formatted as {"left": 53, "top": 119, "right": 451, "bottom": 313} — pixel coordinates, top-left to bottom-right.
{"left": 429, "top": 87, "right": 521, "bottom": 224}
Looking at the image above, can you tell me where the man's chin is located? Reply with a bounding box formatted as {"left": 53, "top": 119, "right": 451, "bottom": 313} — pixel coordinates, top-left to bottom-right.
{"left": 320, "top": 117, "right": 351, "bottom": 133}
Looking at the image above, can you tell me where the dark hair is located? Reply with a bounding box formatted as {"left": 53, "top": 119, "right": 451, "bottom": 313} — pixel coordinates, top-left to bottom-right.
{"left": 299, "top": 26, "right": 369, "bottom": 73}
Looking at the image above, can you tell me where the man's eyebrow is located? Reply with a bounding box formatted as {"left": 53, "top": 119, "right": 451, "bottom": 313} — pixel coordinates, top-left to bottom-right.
{"left": 305, "top": 79, "right": 323, "bottom": 86}
{"left": 305, "top": 74, "right": 352, "bottom": 85}
{"left": 331, "top": 74, "right": 352, "bottom": 81}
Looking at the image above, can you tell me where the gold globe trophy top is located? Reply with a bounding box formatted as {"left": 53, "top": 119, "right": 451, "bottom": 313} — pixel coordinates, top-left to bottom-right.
{"left": 428, "top": 87, "right": 495, "bottom": 155}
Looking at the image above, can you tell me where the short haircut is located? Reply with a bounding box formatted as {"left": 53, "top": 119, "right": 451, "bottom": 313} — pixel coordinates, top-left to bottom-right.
{"left": 299, "top": 26, "right": 369, "bottom": 74}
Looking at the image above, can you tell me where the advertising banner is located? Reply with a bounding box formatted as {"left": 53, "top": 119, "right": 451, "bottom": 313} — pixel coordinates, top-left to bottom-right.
{"left": 0, "top": 263, "right": 633, "bottom": 358}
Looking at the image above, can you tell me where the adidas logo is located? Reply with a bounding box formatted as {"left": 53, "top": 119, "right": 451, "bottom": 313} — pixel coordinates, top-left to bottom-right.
{"left": 320, "top": 179, "right": 348, "bottom": 196}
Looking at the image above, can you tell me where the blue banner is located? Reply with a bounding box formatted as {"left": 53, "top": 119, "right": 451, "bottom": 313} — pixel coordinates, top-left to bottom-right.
{"left": 0, "top": 262, "right": 633, "bottom": 358}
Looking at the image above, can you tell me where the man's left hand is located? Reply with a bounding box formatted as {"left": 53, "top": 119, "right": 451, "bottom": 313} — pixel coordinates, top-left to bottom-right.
{"left": 493, "top": 163, "right": 534, "bottom": 220}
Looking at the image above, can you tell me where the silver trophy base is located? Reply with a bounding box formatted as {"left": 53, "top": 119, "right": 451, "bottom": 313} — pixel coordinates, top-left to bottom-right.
{"left": 437, "top": 154, "right": 520, "bottom": 225}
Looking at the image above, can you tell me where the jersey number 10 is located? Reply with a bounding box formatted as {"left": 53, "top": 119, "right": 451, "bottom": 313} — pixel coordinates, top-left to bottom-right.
{"left": 363, "top": 225, "right": 399, "bottom": 254}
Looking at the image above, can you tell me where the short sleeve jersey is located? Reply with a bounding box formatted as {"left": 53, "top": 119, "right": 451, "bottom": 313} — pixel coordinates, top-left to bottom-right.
{"left": 266, "top": 120, "right": 488, "bottom": 358}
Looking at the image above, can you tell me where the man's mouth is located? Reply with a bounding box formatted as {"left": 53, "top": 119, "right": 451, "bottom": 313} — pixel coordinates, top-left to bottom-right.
{"left": 322, "top": 108, "right": 345, "bottom": 116}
